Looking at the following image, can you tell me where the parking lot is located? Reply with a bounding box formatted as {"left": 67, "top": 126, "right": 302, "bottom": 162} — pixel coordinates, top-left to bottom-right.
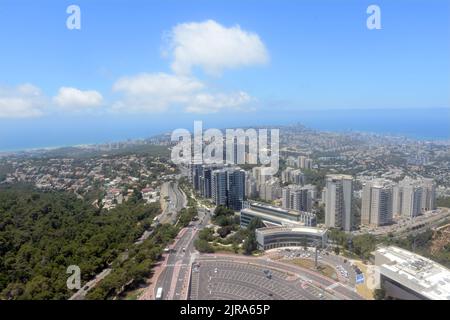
{"left": 189, "top": 259, "right": 336, "bottom": 300}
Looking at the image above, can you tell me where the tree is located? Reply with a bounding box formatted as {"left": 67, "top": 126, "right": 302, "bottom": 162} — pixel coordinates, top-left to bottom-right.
{"left": 328, "top": 228, "right": 349, "bottom": 246}
{"left": 373, "top": 288, "right": 385, "bottom": 300}
{"left": 214, "top": 215, "right": 233, "bottom": 227}
{"left": 352, "top": 234, "right": 376, "bottom": 260}
{"left": 334, "top": 246, "right": 340, "bottom": 255}
{"left": 315, "top": 204, "right": 325, "bottom": 224}
{"left": 198, "top": 228, "right": 214, "bottom": 242}
{"left": 247, "top": 217, "right": 264, "bottom": 231}
{"left": 194, "top": 239, "right": 214, "bottom": 253}
{"left": 177, "top": 207, "right": 197, "bottom": 227}
{"left": 243, "top": 232, "right": 258, "bottom": 255}
{"left": 218, "top": 226, "right": 233, "bottom": 238}
{"left": 437, "top": 197, "right": 450, "bottom": 208}
{"left": 214, "top": 205, "right": 234, "bottom": 217}
{"left": 129, "top": 189, "right": 143, "bottom": 204}
{"left": 0, "top": 187, "right": 163, "bottom": 300}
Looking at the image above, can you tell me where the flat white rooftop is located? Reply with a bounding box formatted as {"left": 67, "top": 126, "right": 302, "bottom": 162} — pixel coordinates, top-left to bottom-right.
{"left": 257, "top": 226, "right": 328, "bottom": 236}
{"left": 326, "top": 174, "right": 353, "bottom": 180}
{"left": 244, "top": 201, "right": 312, "bottom": 217}
{"left": 247, "top": 202, "right": 303, "bottom": 217}
{"left": 241, "top": 208, "right": 304, "bottom": 226}
{"left": 374, "top": 246, "right": 450, "bottom": 300}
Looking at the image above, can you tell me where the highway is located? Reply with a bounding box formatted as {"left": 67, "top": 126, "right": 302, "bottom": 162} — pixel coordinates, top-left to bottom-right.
{"left": 154, "top": 207, "right": 211, "bottom": 300}
{"left": 159, "top": 181, "right": 187, "bottom": 224}
{"left": 69, "top": 268, "right": 112, "bottom": 300}
{"left": 354, "top": 208, "right": 450, "bottom": 239}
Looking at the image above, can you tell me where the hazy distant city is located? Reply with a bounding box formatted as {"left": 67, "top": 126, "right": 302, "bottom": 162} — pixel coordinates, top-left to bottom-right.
{"left": 1, "top": 123, "right": 450, "bottom": 300}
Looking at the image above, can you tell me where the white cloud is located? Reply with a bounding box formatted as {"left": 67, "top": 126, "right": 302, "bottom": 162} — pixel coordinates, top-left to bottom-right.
{"left": 112, "top": 73, "right": 204, "bottom": 113}
{"left": 16, "top": 83, "right": 43, "bottom": 96}
{"left": 186, "top": 91, "right": 254, "bottom": 114}
{"left": 53, "top": 87, "right": 103, "bottom": 109}
{"left": 111, "top": 72, "right": 253, "bottom": 114}
{"left": 0, "top": 84, "right": 45, "bottom": 118}
{"left": 2, "top": 20, "right": 265, "bottom": 118}
{"left": 113, "top": 73, "right": 204, "bottom": 99}
{"left": 166, "top": 20, "right": 269, "bottom": 76}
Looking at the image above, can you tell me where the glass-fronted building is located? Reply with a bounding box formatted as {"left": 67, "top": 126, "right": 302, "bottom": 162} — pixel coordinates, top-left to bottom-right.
{"left": 256, "top": 226, "right": 328, "bottom": 250}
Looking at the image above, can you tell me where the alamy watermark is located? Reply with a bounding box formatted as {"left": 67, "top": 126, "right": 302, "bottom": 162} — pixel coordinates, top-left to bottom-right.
{"left": 367, "top": 4, "right": 382, "bottom": 30}
{"left": 64, "top": 4, "right": 381, "bottom": 32}
{"left": 171, "top": 121, "right": 279, "bottom": 176}
{"left": 66, "top": 5, "right": 81, "bottom": 30}
{"left": 66, "top": 265, "right": 81, "bottom": 290}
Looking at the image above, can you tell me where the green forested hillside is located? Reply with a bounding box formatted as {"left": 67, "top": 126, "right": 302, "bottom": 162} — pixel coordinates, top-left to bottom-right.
{"left": 0, "top": 186, "right": 160, "bottom": 299}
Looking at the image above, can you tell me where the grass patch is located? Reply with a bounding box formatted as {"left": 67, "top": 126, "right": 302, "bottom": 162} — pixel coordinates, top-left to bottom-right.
{"left": 121, "top": 288, "right": 144, "bottom": 300}
{"left": 287, "top": 258, "right": 337, "bottom": 279}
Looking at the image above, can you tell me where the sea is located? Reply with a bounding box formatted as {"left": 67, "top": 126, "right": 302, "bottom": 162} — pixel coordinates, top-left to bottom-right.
{"left": 0, "top": 108, "right": 448, "bottom": 152}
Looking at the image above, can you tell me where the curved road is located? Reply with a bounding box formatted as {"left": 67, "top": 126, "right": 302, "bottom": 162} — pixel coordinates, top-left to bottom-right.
{"left": 159, "top": 181, "right": 187, "bottom": 224}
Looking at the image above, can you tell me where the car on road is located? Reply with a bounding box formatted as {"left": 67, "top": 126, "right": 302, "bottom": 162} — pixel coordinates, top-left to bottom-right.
{"left": 263, "top": 269, "right": 272, "bottom": 279}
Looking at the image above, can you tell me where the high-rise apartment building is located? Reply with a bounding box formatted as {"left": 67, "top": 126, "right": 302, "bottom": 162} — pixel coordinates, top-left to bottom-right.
{"left": 281, "top": 168, "right": 305, "bottom": 185}
{"left": 361, "top": 179, "right": 394, "bottom": 227}
{"left": 421, "top": 178, "right": 436, "bottom": 212}
{"left": 211, "top": 169, "right": 228, "bottom": 207}
{"left": 245, "top": 172, "right": 257, "bottom": 199}
{"left": 192, "top": 164, "right": 222, "bottom": 198}
{"left": 401, "top": 185, "right": 423, "bottom": 218}
{"left": 324, "top": 174, "right": 353, "bottom": 231}
{"left": 227, "top": 169, "right": 246, "bottom": 211}
{"left": 211, "top": 167, "right": 246, "bottom": 211}
{"left": 392, "top": 177, "right": 436, "bottom": 218}
{"left": 259, "top": 178, "right": 282, "bottom": 202}
{"left": 282, "top": 185, "right": 314, "bottom": 212}
{"left": 298, "top": 156, "right": 313, "bottom": 170}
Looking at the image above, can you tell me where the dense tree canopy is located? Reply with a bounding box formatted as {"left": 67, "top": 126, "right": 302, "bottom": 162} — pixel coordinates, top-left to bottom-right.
{"left": 86, "top": 224, "right": 178, "bottom": 299}
{"left": 437, "top": 197, "right": 450, "bottom": 208}
{"left": 0, "top": 186, "right": 160, "bottom": 300}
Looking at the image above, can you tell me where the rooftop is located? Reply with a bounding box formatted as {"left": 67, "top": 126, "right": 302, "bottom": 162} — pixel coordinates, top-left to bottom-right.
{"left": 241, "top": 207, "right": 304, "bottom": 226}
{"left": 368, "top": 178, "right": 395, "bottom": 189}
{"left": 326, "top": 174, "right": 353, "bottom": 181}
{"left": 245, "top": 201, "right": 315, "bottom": 218}
{"left": 256, "top": 226, "right": 328, "bottom": 236}
{"left": 374, "top": 246, "right": 450, "bottom": 300}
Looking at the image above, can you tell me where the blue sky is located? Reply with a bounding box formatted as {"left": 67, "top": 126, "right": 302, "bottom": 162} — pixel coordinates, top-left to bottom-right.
{"left": 0, "top": 0, "right": 449, "bottom": 150}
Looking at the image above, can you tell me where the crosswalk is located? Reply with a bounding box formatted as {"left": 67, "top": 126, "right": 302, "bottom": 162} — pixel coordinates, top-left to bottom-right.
{"left": 189, "top": 270, "right": 200, "bottom": 300}
{"left": 326, "top": 282, "right": 340, "bottom": 290}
